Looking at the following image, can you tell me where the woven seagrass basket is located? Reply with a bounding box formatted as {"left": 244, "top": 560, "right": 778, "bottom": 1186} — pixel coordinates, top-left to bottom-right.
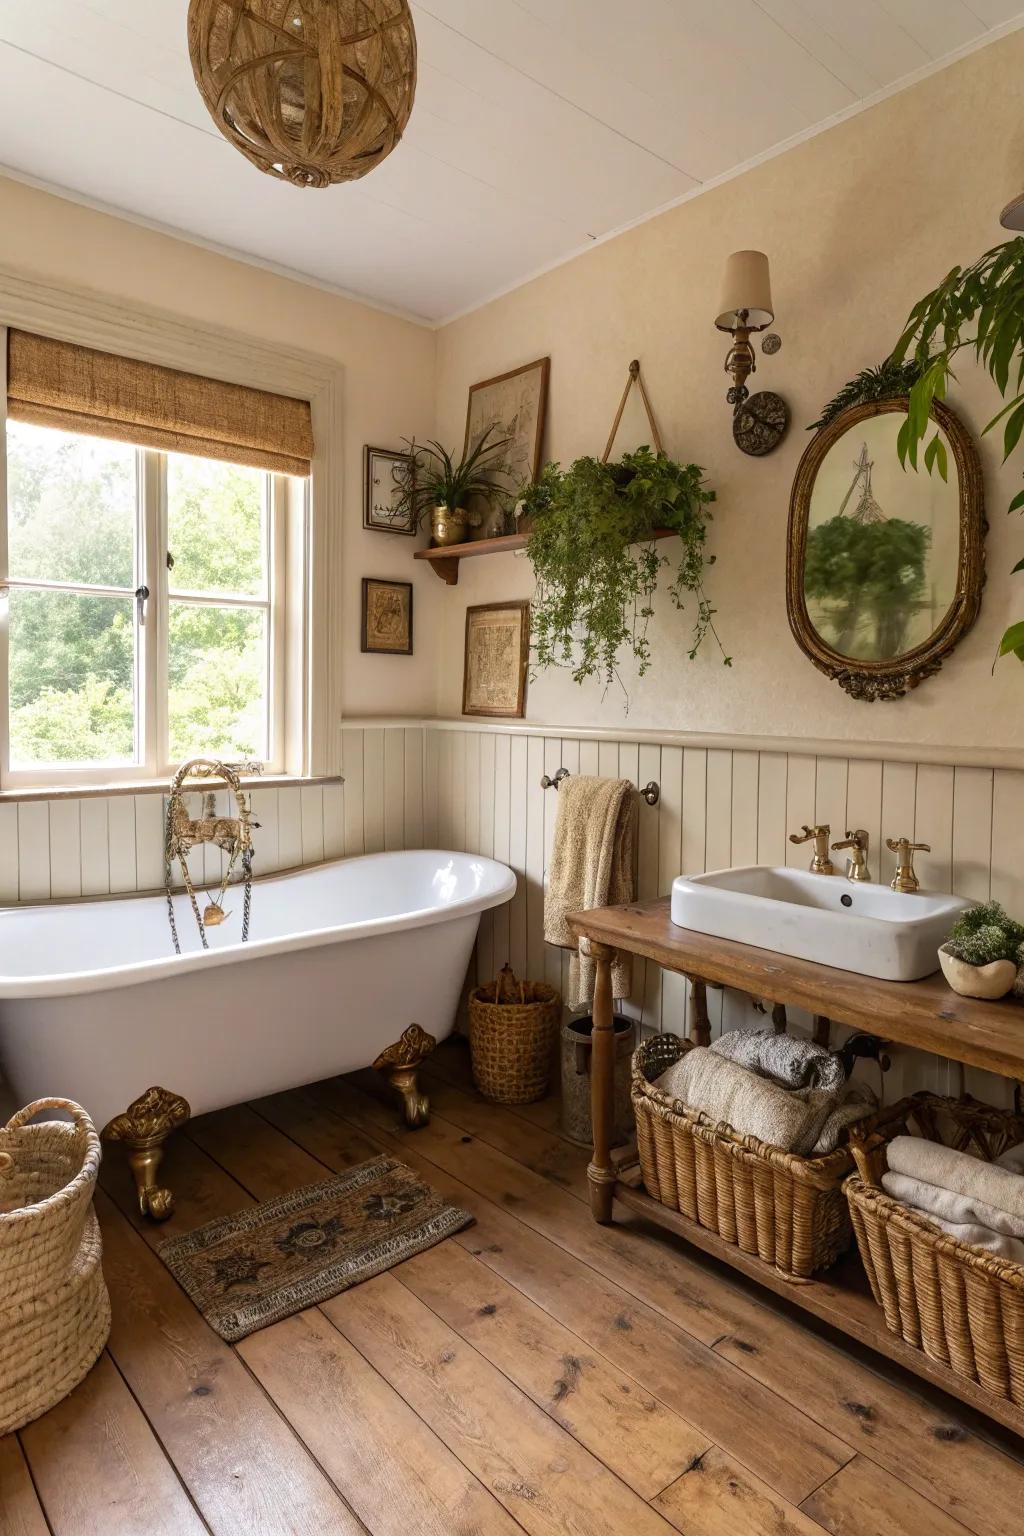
{"left": 633, "top": 1033, "right": 905, "bottom": 1279}
{"left": 846, "top": 1092, "right": 1024, "bottom": 1405}
{"left": 469, "top": 963, "right": 561, "bottom": 1104}
{"left": 0, "top": 1099, "right": 111, "bottom": 1434}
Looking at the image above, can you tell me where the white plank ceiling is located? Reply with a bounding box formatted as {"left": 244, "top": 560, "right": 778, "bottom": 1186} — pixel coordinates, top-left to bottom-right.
{"left": 0, "top": 1, "right": 1020, "bottom": 323}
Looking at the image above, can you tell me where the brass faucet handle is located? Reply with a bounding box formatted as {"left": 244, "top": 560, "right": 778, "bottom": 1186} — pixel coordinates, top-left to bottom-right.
{"left": 789, "top": 823, "right": 829, "bottom": 845}
{"left": 885, "top": 836, "right": 930, "bottom": 856}
{"left": 789, "top": 823, "right": 833, "bottom": 875}
{"left": 886, "top": 835, "right": 929, "bottom": 893}
{"left": 832, "top": 828, "right": 868, "bottom": 851}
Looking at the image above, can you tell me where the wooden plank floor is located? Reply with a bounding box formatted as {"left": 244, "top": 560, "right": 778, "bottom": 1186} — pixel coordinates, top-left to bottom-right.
{"left": 4, "top": 1038, "right": 1024, "bottom": 1536}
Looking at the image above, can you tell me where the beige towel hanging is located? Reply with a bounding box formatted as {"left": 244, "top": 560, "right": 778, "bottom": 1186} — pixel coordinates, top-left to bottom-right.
{"left": 544, "top": 775, "right": 637, "bottom": 1009}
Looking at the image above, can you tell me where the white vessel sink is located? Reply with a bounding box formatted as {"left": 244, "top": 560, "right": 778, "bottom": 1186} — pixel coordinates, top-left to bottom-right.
{"left": 670, "top": 865, "right": 971, "bottom": 982}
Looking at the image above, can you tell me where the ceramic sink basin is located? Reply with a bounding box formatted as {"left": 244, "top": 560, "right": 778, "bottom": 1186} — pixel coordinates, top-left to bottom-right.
{"left": 670, "top": 865, "right": 972, "bottom": 982}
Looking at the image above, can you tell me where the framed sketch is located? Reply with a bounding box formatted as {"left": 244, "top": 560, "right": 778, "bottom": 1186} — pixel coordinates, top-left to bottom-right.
{"left": 363, "top": 445, "right": 416, "bottom": 535}
{"left": 464, "top": 357, "right": 550, "bottom": 504}
{"left": 463, "top": 601, "right": 530, "bottom": 718}
{"left": 361, "top": 578, "right": 413, "bottom": 655}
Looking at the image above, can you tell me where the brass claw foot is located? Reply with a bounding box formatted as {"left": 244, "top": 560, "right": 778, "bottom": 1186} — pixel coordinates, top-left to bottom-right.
{"left": 373, "top": 1024, "right": 436, "bottom": 1129}
{"left": 102, "top": 1086, "right": 191, "bottom": 1221}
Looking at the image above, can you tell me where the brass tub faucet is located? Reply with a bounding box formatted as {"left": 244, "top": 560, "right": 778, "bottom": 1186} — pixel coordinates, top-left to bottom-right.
{"left": 886, "top": 835, "right": 930, "bottom": 894}
{"left": 789, "top": 823, "right": 834, "bottom": 875}
{"left": 831, "top": 829, "right": 871, "bottom": 883}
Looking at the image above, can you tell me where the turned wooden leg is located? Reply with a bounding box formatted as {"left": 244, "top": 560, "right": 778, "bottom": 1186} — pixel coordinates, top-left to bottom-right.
{"left": 588, "top": 941, "right": 617, "bottom": 1224}
{"left": 686, "top": 977, "right": 712, "bottom": 1047}
{"left": 373, "top": 1024, "right": 437, "bottom": 1128}
{"left": 102, "top": 1086, "right": 190, "bottom": 1221}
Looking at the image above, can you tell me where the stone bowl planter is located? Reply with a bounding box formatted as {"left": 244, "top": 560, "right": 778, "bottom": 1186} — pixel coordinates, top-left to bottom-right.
{"left": 938, "top": 946, "right": 1017, "bottom": 1000}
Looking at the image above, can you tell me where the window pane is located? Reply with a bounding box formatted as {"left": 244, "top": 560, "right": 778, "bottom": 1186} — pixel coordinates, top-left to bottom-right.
{"left": 9, "top": 589, "right": 135, "bottom": 766}
{"left": 168, "top": 603, "right": 267, "bottom": 761}
{"left": 167, "top": 455, "right": 267, "bottom": 597}
{"left": 6, "top": 421, "right": 136, "bottom": 589}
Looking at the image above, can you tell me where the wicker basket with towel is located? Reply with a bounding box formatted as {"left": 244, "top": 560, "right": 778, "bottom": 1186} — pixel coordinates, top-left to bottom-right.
{"left": 633, "top": 1031, "right": 906, "bottom": 1278}
{"left": 846, "top": 1093, "right": 1024, "bottom": 1404}
{"left": 0, "top": 1098, "right": 111, "bottom": 1434}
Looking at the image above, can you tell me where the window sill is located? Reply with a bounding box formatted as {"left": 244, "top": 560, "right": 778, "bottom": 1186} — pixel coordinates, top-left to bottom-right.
{"left": 0, "top": 773, "right": 343, "bottom": 804}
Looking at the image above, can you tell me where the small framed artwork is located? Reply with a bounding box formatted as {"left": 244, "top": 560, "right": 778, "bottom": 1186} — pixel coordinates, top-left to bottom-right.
{"left": 363, "top": 445, "right": 416, "bottom": 535}
{"left": 464, "top": 357, "right": 550, "bottom": 505}
{"left": 361, "top": 578, "right": 413, "bottom": 656}
{"left": 463, "top": 601, "right": 530, "bottom": 718}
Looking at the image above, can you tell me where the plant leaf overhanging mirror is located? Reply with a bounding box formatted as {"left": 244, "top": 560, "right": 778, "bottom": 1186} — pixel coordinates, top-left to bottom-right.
{"left": 787, "top": 398, "right": 985, "bottom": 701}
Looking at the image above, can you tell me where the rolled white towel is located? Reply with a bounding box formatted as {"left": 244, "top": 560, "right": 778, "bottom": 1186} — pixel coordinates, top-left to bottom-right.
{"left": 886, "top": 1135, "right": 1024, "bottom": 1223}
{"left": 881, "top": 1169, "right": 1024, "bottom": 1241}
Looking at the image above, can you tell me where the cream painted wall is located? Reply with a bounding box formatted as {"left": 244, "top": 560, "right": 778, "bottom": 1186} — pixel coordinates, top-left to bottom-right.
{"left": 434, "top": 32, "right": 1024, "bottom": 754}
{"left": 0, "top": 175, "right": 439, "bottom": 732}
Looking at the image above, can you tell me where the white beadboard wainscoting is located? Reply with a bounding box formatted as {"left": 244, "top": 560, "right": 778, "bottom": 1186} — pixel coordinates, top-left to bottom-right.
{"left": 0, "top": 782, "right": 345, "bottom": 902}
{"left": 340, "top": 720, "right": 1024, "bottom": 1108}
{"left": 3, "top": 723, "right": 1022, "bottom": 1107}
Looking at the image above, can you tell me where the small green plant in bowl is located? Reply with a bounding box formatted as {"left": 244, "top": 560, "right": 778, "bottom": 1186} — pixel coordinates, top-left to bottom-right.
{"left": 939, "top": 901, "right": 1024, "bottom": 1001}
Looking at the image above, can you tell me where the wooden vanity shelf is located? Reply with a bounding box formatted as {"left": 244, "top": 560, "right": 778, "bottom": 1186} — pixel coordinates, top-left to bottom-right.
{"left": 569, "top": 896, "right": 1024, "bottom": 1436}
{"left": 415, "top": 527, "right": 677, "bottom": 585}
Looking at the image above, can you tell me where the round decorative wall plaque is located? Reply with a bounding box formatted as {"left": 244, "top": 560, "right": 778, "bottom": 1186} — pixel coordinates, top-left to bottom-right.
{"left": 733, "top": 390, "right": 789, "bottom": 456}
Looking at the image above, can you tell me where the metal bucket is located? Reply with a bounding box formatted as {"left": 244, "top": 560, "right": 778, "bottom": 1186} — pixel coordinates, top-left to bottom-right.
{"left": 559, "top": 1013, "right": 635, "bottom": 1147}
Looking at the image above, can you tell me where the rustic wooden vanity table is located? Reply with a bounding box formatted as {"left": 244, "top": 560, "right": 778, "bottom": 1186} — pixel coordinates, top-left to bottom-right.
{"left": 569, "top": 896, "right": 1024, "bottom": 1433}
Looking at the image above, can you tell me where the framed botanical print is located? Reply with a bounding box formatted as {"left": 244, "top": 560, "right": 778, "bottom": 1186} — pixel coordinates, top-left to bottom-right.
{"left": 464, "top": 357, "right": 550, "bottom": 505}
{"left": 361, "top": 578, "right": 413, "bottom": 655}
{"left": 363, "top": 445, "right": 416, "bottom": 535}
{"left": 463, "top": 601, "right": 530, "bottom": 718}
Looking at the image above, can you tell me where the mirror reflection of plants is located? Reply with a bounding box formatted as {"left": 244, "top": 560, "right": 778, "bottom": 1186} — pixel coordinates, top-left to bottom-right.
{"left": 805, "top": 515, "right": 930, "bottom": 660}
{"left": 889, "top": 236, "right": 1024, "bottom": 664}
{"left": 520, "top": 446, "right": 724, "bottom": 693}
{"left": 394, "top": 425, "right": 514, "bottom": 544}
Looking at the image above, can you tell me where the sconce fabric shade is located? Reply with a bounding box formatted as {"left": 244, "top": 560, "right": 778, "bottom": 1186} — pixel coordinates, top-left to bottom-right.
{"left": 1000, "top": 192, "right": 1024, "bottom": 231}
{"left": 715, "top": 250, "right": 775, "bottom": 332}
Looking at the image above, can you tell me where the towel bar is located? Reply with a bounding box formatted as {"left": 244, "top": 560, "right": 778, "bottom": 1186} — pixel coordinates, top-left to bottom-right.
{"left": 539, "top": 768, "right": 660, "bottom": 806}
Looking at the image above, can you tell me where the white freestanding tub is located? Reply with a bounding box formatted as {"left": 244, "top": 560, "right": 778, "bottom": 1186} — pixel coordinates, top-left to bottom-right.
{"left": 0, "top": 849, "right": 516, "bottom": 1134}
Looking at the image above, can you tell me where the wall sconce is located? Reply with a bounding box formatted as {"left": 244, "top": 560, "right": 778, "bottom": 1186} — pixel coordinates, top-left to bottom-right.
{"left": 714, "top": 249, "right": 789, "bottom": 456}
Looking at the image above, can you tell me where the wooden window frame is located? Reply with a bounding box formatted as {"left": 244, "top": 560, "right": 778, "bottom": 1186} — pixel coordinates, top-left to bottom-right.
{"left": 0, "top": 275, "right": 343, "bottom": 787}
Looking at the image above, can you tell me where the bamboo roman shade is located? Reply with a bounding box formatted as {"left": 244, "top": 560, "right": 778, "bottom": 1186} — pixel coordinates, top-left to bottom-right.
{"left": 7, "top": 331, "right": 313, "bottom": 476}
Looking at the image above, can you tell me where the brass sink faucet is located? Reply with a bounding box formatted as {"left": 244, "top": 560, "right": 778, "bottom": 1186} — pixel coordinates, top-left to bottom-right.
{"left": 789, "top": 823, "right": 834, "bottom": 875}
{"left": 886, "top": 835, "right": 930, "bottom": 894}
{"left": 831, "top": 829, "right": 871, "bottom": 883}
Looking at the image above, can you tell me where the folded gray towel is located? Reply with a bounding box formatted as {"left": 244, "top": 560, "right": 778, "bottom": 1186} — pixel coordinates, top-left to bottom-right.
{"left": 887, "top": 1136, "right": 1024, "bottom": 1223}
{"left": 710, "top": 1027, "right": 846, "bottom": 1092}
{"left": 882, "top": 1172, "right": 1024, "bottom": 1265}
{"left": 881, "top": 1169, "right": 1024, "bottom": 1240}
{"left": 655, "top": 1047, "right": 876, "bottom": 1157}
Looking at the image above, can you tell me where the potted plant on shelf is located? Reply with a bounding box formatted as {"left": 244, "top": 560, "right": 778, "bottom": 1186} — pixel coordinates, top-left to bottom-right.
{"left": 519, "top": 445, "right": 726, "bottom": 694}
{"left": 396, "top": 426, "right": 514, "bottom": 548}
{"left": 939, "top": 902, "right": 1024, "bottom": 1001}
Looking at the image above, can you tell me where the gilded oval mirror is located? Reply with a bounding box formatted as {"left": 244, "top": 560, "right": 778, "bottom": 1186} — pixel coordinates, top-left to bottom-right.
{"left": 787, "top": 398, "right": 985, "bottom": 701}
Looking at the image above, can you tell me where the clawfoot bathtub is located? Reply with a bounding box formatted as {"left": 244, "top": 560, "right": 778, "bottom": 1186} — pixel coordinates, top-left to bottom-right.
{"left": 0, "top": 850, "right": 515, "bottom": 1217}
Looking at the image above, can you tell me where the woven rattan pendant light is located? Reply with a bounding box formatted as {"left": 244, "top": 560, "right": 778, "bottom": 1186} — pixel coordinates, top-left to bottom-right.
{"left": 187, "top": 0, "right": 417, "bottom": 188}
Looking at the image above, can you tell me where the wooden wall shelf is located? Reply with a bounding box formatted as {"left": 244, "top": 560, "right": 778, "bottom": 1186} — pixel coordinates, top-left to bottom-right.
{"left": 414, "top": 532, "right": 526, "bottom": 585}
{"left": 414, "top": 527, "right": 677, "bottom": 585}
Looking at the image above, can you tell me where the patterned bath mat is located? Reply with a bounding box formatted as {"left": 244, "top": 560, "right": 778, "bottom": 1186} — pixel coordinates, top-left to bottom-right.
{"left": 159, "top": 1154, "right": 473, "bottom": 1342}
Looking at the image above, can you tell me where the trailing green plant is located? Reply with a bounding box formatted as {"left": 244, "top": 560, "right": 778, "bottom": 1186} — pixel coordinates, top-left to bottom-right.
{"left": 809, "top": 357, "right": 927, "bottom": 431}
{"left": 520, "top": 446, "right": 724, "bottom": 692}
{"left": 395, "top": 424, "right": 513, "bottom": 529}
{"left": 888, "top": 235, "right": 1024, "bottom": 665}
{"left": 943, "top": 900, "right": 1024, "bottom": 966}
